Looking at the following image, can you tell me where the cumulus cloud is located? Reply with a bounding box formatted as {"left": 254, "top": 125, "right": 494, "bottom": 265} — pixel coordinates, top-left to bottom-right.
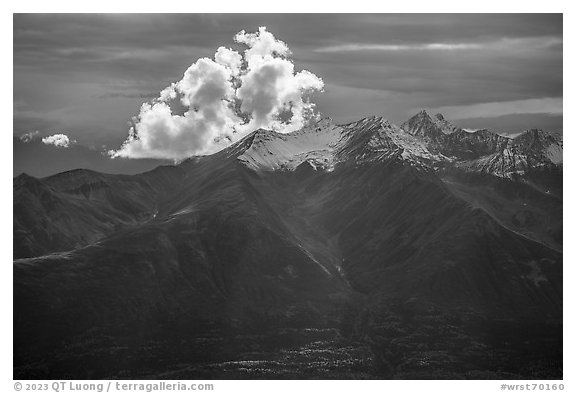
{"left": 19, "top": 130, "right": 40, "bottom": 143}
{"left": 42, "top": 134, "right": 73, "bottom": 148}
{"left": 110, "top": 27, "right": 324, "bottom": 161}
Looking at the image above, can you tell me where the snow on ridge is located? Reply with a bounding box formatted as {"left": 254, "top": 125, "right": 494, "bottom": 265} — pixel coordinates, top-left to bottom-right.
{"left": 238, "top": 118, "right": 343, "bottom": 171}
{"left": 234, "top": 113, "right": 562, "bottom": 175}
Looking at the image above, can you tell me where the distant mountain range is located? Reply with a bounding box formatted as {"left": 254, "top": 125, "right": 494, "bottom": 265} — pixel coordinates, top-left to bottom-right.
{"left": 236, "top": 111, "right": 562, "bottom": 178}
{"left": 13, "top": 111, "right": 562, "bottom": 379}
{"left": 13, "top": 110, "right": 562, "bottom": 179}
{"left": 13, "top": 136, "right": 170, "bottom": 178}
{"left": 401, "top": 110, "right": 562, "bottom": 177}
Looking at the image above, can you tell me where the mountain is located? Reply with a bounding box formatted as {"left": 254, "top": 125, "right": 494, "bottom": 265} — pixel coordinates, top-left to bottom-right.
{"left": 401, "top": 111, "right": 563, "bottom": 177}
{"left": 13, "top": 166, "right": 185, "bottom": 258}
{"left": 13, "top": 136, "right": 170, "bottom": 178}
{"left": 13, "top": 113, "right": 562, "bottom": 379}
{"left": 401, "top": 109, "right": 459, "bottom": 140}
{"left": 238, "top": 116, "right": 446, "bottom": 171}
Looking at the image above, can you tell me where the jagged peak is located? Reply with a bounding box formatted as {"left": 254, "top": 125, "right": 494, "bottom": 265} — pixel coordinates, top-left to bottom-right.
{"left": 342, "top": 116, "right": 399, "bottom": 136}
{"left": 431, "top": 113, "right": 462, "bottom": 135}
{"left": 208, "top": 113, "right": 563, "bottom": 174}
{"left": 462, "top": 128, "right": 560, "bottom": 143}
{"left": 516, "top": 128, "right": 556, "bottom": 138}
{"left": 405, "top": 110, "right": 454, "bottom": 126}
{"left": 371, "top": 115, "right": 395, "bottom": 127}
{"left": 401, "top": 110, "right": 443, "bottom": 138}
{"left": 409, "top": 110, "right": 464, "bottom": 136}
{"left": 367, "top": 115, "right": 393, "bottom": 125}
{"left": 514, "top": 128, "right": 562, "bottom": 141}
{"left": 403, "top": 109, "right": 436, "bottom": 125}
{"left": 513, "top": 128, "right": 563, "bottom": 151}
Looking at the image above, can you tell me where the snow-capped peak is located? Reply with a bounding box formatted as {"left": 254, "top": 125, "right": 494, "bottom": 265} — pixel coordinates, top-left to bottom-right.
{"left": 230, "top": 113, "right": 562, "bottom": 178}
{"left": 401, "top": 110, "right": 461, "bottom": 139}
{"left": 432, "top": 113, "right": 460, "bottom": 135}
{"left": 237, "top": 118, "right": 342, "bottom": 171}
{"left": 235, "top": 115, "right": 448, "bottom": 171}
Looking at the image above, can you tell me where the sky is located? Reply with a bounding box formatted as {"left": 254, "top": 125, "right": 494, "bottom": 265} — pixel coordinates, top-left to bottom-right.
{"left": 14, "top": 14, "right": 563, "bottom": 154}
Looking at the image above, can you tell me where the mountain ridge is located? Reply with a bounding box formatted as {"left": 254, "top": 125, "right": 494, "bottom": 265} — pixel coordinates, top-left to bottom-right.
{"left": 231, "top": 111, "right": 563, "bottom": 178}
{"left": 13, "top": 110, "right": 563, "bottom": 379}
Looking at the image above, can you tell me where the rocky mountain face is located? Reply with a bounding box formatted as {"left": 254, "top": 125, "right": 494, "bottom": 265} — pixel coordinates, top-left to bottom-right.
{"left": 13, "top": 112, "right": 562, "bottom": 379}
{"left": 401, "top": 110, "right": 563, "bottom": 177}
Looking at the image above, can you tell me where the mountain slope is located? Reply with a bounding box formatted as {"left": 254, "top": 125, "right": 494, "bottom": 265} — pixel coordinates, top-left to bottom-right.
{"left": 13, "top": 114, "right": 562, "bottom": 379}
{"left": 14, "top": 166, "right": 185, "bottom": 258}
{"left": 401, "top": 111, "right": 563, "bottom": 178}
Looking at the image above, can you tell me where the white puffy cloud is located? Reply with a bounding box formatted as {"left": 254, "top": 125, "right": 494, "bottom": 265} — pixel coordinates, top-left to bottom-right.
{"left": 237, "top": 60, "right": 324, "bottom": 133}
{"left": 110, "top": 26, "right": 324, "bottom": 161}
{"left": 214, "top": 47, "right": 243, "bottom": 76}
{"left": 42, "top": 134, "right": 72, "bottom": 148}
{"left": 235, "top": 27, "right": 291, "bottom": 67}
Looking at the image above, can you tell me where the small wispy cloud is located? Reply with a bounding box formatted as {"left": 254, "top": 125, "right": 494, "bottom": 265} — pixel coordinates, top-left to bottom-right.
{"left": 315, "top": 43, "right": 481, "bottom": 53}
{"left": 314, "top": 37, "right": 562, "bottom": 53}
{"left": 19, "top": 130, "right": 40, "bottom": 143}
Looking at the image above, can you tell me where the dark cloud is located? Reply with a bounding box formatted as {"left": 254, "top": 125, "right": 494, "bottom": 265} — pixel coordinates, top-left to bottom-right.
{"left": 13, "top": 13, "right": 563, "bottom": 148}
{"left": 14, "top": 14, "right": 561, "bottom": 53}
{"left": 303, "top": 39, "right": 562, "bottom": 104}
